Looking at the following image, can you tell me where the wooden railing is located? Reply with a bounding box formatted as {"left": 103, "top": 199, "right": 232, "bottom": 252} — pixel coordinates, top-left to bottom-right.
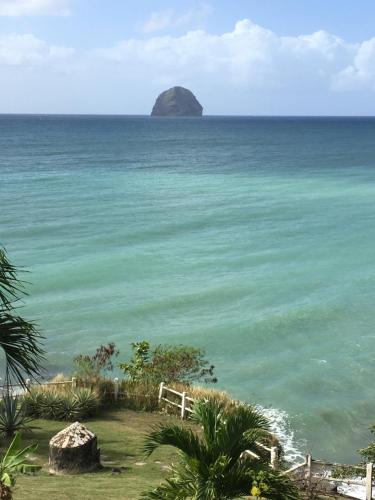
{"left": 158, "top": 382, "right": 194, "bottom": 419}
{"left": 158, "top": 382, "right": 374, "bottom": 497}
{"left": 0, "top": 377, "right": 76, "bottom": 396}
{"left": 283, "top": 454, "right": 374, "bottom": 499}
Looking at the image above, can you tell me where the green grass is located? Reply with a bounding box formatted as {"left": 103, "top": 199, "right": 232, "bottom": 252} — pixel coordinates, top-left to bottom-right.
{"left": 6, "top": 408, "right": 187, "bottom": 500}
{"left": 1, "top": 408, "right": 343, "bottom": 500}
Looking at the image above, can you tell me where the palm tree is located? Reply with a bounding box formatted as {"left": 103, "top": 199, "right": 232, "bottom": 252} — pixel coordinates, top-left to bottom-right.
{"left": 142, "top": 399, "right": 299, "bottom": 499}
{"left": 0, "top": 248, "right": 44, "bottom": 389}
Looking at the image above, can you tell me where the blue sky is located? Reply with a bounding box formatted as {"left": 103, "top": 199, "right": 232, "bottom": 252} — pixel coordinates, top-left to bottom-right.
{"left": 1, "top": 0, "right": 375, "bottom": 114}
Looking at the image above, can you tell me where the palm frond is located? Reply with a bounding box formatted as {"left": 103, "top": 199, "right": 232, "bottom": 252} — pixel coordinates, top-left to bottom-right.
{"left": 0, "top": 432, "right": 41, "bottom": 488}
{"left": 0, "top": 313, "right": 45, "bottom": 387}
{"left": 143, "top": 424, "right": 205, "bottom": 460}
{"left": 141, "top": 400, "right": 297, "bottom": 499}
{"left": 216, "top": 404, "right": 270, "bottom": 457}
{"left": 142, "top": 462, "right": 201, "bottom": 499}
{"left": 0, "top": 249, "right": 25, "bottom": 310}
{"left": 191, "top": 398, "right": 224, "bottom": 447}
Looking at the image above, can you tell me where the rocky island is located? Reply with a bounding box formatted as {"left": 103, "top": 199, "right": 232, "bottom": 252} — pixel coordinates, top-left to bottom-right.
{"left": 151, "top": 86, "right": 203, "bottom": 117}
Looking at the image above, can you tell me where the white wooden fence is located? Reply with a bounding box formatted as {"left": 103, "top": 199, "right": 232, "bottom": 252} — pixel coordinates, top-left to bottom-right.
{"left": 283, "top": 454, "right": 374, "bottom": 499}
{"left": 158, "top": 382, "right": 374, "bottom": 498}
{"left": 0, "top": 377, "right": 77, "bottom": 397}
{"left": 158, "top": 382, "right": 194, "bottom": 419}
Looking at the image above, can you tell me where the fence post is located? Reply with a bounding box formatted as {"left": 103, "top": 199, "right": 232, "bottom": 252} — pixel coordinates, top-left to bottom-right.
{"left": 25, "top": 379, "right": 31, "bottom": 390}
{"left": 270, "top": 446, "right": 278, "bottom": 469}
{"left": 114, "top": 377, "right": 119, "bottom": 402}
{"left": 181, "top": 392, "right": 186, "bottom": 420}
{"left": 158, "top": 382, "right": 164, "bottom": 404}
{"left": 71, "top": 377, "right": 77, "bottom": 390}
{"left": 366, "top": 462, "right": 373, "bottom": 500}
{"left": 305, "top": 454, "right": 312, "bottom": 491}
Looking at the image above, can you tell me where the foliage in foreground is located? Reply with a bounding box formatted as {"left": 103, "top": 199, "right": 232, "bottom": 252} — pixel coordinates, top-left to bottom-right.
{"left": 0, "top": 395, "right": 34, "bottom": 438}
{"left": 0, "top": 248, "right": 44, "bottom": 388}
{"left": 142, "top": 399, "right": 299, "bottom": 499}
{"left": 0, "top": 433, "right": 40, "bottom": 500}
{"left": 23, "top": 387, "right": 99, "bottom": 421}
{"left": 119, "top": 340, "right": 217, "bottom": 385}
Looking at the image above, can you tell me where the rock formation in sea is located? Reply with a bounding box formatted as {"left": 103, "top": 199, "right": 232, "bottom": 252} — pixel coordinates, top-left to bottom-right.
{"left": 151, "top": 86, "right": 203, "bottom": 117}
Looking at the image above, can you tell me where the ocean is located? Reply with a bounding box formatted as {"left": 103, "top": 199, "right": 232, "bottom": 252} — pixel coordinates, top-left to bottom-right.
{"left": 1, "top": 114, "right": 375, "bottom": 464}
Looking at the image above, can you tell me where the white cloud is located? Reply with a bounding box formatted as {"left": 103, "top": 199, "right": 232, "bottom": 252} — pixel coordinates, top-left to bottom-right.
{"left": 333, "top": 38, "right": 375, "bottom": 90}
{"left": 3, "top": 19, "right": 375, "bottom": 114}
{"left": 138, "top": 3, "right": 213, "bottom": 33}
{"left": 97, "top": 19, "right": 358, "bottom": 91}
{"left": 0, "top": 0, "right": 70, "bottom": 16}
{"left": 0, "top": 33, "right": 74, "bottom": 66}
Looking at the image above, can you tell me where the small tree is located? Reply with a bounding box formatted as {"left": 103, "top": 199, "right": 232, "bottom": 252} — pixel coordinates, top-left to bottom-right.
{"left": 142, "top": 400, "right": 298, "bottom": 499}
{"left": 73, "top": 343, "right": 119, "bottom": 383}
{"left": 119, "top": 341, "right": 217, "bottom": 385}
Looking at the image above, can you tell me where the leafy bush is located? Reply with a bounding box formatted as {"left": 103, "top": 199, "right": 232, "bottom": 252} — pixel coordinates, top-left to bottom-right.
{"left": 0, "top": 433, "right": 40, "bottom": 499}
{"left": 73, "top": 343, "right": 119, "bottom": 384}
{"left": 119, "top": 341, "right": 217, "bottom": 385}
{"left": 0, "top": 395, "right": 34, "bottom": 438}
{"left": 23, "top": 388, "right": 99, "bottom": 421}
{"left": 359, "top": 423, "right": 375, "bottom": 462}
{"left": 74, "top": 387, "right": 99, "bottom": 416}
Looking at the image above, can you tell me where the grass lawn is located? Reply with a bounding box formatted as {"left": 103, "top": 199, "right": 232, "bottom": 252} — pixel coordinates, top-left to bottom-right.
{"left": 2, "top": 408, "right": 342, "bottom": 500}
{"left": 8, "top": 408, "right": 186, "bottom": 500}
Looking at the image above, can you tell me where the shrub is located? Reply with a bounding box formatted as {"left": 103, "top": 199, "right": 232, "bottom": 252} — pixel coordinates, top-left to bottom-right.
{"left": 74, "top": 388, "right": 99, "bottom": 417}
{"left": 119, "top": 341, "right": 217, "bottom": 385}
{"left": 0, "top": 394, "right": 35, "bottom": 438}
{"left": 23, "top": 388, "right": 99, "bottom": 421}
{"left": 73, "top": 343, "right": 119, "bottom": 384}
{"left": 359, "top": 423, "right": 375, "bottom": 462}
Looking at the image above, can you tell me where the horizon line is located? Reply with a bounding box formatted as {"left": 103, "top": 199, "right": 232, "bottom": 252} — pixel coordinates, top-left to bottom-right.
{"left": 1, "top": 113, "right": 375, "bottom": 118}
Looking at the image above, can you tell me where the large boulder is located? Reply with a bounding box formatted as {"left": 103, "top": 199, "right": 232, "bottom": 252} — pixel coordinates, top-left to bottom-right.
{"left": 151, "top": 86, "right": 203, "bottom": 116}
{"left": 49, "top": 422, "right": 102, "bottom": 474}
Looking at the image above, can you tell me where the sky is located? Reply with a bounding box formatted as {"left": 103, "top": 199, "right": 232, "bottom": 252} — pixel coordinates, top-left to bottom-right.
{"left": 1, "top": 0, "right": 375, "bottom": 115}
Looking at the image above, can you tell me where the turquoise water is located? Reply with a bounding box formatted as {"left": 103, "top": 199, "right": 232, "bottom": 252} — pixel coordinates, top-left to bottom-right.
{"left": 1, "top": 115, "right": 375, "bottom": 462}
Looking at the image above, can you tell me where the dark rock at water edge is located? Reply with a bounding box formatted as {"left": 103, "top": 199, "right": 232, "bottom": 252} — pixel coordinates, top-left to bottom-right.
{"left": 151, "top": 86, "right": 203, "bottom": 117}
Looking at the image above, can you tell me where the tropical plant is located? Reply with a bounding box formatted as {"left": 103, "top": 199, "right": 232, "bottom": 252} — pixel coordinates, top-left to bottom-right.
{"left": 73, "top": 343, "right": 119, "bottom": 383}
{"left": 0, "top": 248, "right": 44, "bottom": 388}
{"left": 0, "top": 395, "right": 35, "bottom": 438}
{"left": 23, "top": 388, "right": 99, "bottom": 421}
{"left": 120, "top": 341, "right": 217, "bottom": 385}
{"left": 142, "top": 399, "right": 299, "bottom": 499}
{"left": 0, "top": 432, "right": 40, "bottom": 499}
